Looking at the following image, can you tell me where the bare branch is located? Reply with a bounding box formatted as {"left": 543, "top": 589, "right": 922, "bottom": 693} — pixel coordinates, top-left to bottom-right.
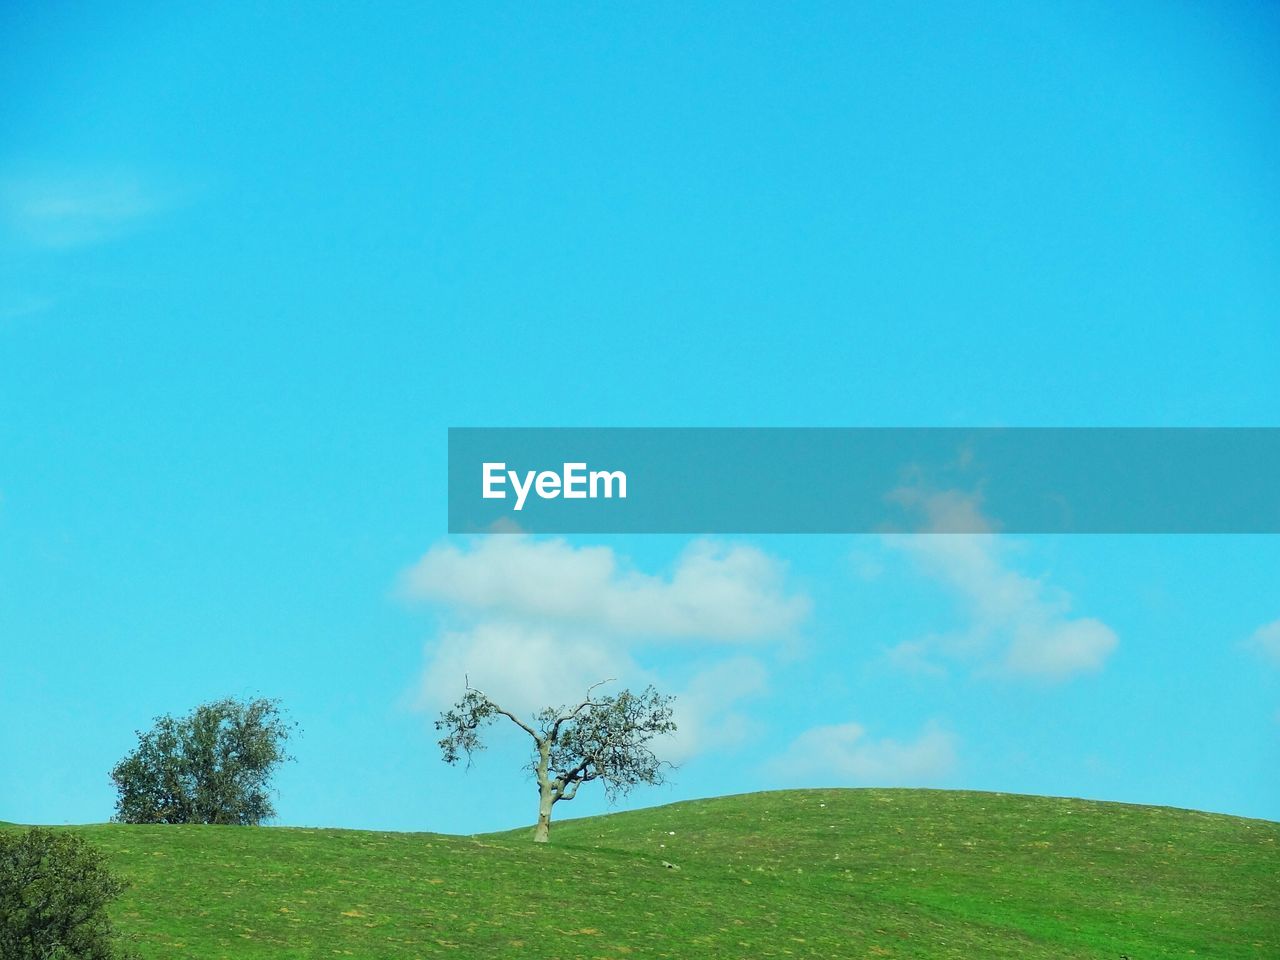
{"left": 465, "top": 679, "right": 539, "bottom": 740}
{"left": 550, "top": 677, "right": 616, "bottom": 738}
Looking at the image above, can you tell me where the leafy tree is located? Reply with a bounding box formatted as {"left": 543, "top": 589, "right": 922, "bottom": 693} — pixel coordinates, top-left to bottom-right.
{"left": 110, "top": 697, "right": 295, "bottom": 825}
{"left": 436, "top": 680, "right": 676, "bottom": 843}
{"left": 0, "top": 827, "right": 135, "bottom": 959}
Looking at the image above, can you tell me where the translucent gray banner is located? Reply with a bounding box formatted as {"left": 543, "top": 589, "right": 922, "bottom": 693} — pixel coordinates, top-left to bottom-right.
{"left": 447, "top": 428, "right": 1280, "bottom": 534}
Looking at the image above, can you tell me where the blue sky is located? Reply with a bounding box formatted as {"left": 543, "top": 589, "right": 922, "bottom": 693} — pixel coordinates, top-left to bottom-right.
{"left": 1, "top": 2, "right": 1277, "bottom": 833}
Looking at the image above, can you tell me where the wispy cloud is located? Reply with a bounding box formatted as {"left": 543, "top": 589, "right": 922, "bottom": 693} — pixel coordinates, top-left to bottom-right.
{"left": 767, "top": 721, "right": 957, "bottom": 785}
{"left": 0, "top": 295, "right": 56, "bottom": 323}
{"left": 2, "top": 173, "right": 166, "bottom": 249}
{"left": 883, "top": 489, "right": 1118, "bottom": 681}
{"left": 666, "top": 657, "right": 770, "bottom": 762}
{"left": 1245, "top": 619, "right": 1280, "bottom": 665}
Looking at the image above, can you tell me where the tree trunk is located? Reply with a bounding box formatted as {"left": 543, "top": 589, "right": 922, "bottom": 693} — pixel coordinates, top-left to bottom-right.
{"left": 533, "top": 785, "right": 554, "bottom": 843}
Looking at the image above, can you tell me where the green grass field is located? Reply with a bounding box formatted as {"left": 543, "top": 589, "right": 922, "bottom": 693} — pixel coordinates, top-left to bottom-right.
{"left": 8, "top": 789, "right": 1278, "bottom": 959}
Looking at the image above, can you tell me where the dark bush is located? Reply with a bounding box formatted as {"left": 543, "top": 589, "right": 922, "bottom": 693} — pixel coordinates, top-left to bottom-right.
{"left": 111, "top": 696, "right": 295, "bottom": 825}
{"left": 0, "top": 827, "right": 134, "bottom": 960}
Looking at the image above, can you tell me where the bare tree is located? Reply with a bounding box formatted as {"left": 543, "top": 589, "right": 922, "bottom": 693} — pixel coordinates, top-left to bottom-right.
{"left": 436, "top": 679, "right": 676, "bottom": 843}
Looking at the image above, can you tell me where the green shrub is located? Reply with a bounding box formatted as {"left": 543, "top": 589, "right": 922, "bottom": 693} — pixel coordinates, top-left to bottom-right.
{"left": 0, "top": 827, "right": 134, "bottom": 959}
{"left": 111, "top": 696, "right": 295, "bottom": 825}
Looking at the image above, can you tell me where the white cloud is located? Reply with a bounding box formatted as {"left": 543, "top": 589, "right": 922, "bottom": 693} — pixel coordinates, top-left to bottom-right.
{"left": 401, "top": 536, "right": 809, "bottom": 641}
{"left": 889, "top": 485, "right": 995, "bottom": 534}
{"left": 417, "top": 620, "right": 635, "bottom": 716}
{"left": 664, "top": 657, "right": 770, "bottom": 763}
{"left": 0, "top": 295, "right": 55, "bottom": 323}
{"left": 768, "top": 721, "right": 957, "bottom": 785}
{"left": 883, "top": 638, "right": 948, "bottom": 677}
{"left": 2, "top": 174, "right": 165, "bottom": 248}
{"left": 883, "top": 490, "right": 1117, "bottom": 680}
{"left": 1004, "top": 616, "right": 1117, "bottom": 677}
{"left": 416, "top": 622, "right": 769, "bottom": 764}
{"left": 405, "top": 537, "right": 807, "bottom": 763}
{"left": 1246, "top": 619, "right": 1280, "bottom": 664}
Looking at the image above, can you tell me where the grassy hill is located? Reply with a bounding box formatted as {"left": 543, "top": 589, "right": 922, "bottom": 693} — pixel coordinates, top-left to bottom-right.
{"left": 8, "top": 789, "right": 1278, "bottom": 959}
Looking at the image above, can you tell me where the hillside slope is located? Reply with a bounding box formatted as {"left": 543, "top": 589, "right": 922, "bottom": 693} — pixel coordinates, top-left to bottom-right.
{"left": 14, "top": 789, "right": 1279, "bottom": 959}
